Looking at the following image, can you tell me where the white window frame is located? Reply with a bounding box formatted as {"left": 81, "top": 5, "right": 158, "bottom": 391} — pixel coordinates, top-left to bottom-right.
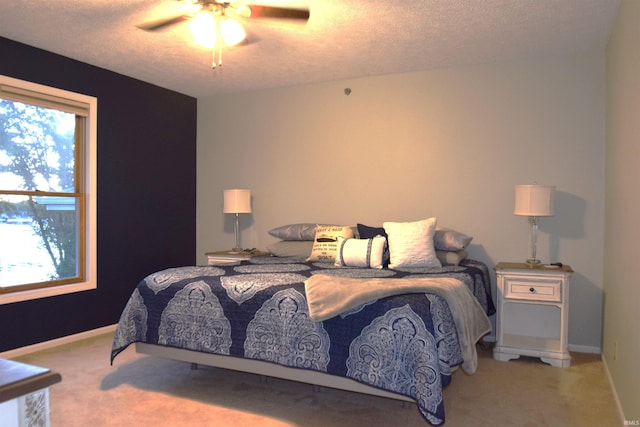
{"left": 0, "top": 74, "right": 97, "bottom": 304}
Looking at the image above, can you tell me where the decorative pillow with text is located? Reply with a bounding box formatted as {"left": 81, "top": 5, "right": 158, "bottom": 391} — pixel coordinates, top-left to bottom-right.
{"left": 307, "top": 225, "right": 354, "bottom": 262}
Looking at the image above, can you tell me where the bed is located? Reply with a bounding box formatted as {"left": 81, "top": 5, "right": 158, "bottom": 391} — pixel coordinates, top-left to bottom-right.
{"left": 110, "top": 221, "right": 495, "bottom": 426}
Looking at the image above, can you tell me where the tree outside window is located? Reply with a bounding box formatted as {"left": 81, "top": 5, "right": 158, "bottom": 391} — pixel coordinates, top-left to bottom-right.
{"left": 0, "top": 98, "right": 81, "bottom": 289}
{"left": 0, "top": 76, "right": 96, "bottom": 302}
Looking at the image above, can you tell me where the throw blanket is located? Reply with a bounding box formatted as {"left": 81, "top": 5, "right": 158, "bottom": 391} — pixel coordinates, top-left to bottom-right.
{"left": 305, "top": 275, "right": 491, "bottom": 374}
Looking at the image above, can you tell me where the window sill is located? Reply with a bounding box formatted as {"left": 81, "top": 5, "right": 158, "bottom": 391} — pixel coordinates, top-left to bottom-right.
{"left": 0, "top": 281, "right": 96, "bottom": 305}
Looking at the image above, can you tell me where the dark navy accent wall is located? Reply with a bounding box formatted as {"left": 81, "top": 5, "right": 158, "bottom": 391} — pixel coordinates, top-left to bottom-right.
{"left": 0, "top": 37, "right": 197, "bottom": 352}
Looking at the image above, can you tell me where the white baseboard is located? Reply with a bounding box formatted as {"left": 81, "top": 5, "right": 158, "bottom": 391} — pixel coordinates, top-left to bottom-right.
{"left": 601, "top": 354, "right": 627, "bottom": 425}
{"left": 0, "top": 324, "right": 117, "bottom": 359}
{"left": 568, "top": 343, "right": 601, "bottom": 354}
{"left": 482, "top": 336, "right": 600, "bottom": 354}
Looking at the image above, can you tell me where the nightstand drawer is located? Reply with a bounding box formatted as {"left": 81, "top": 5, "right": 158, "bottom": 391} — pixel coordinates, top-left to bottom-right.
{"left": 504, "top": 277, "right": 562, "bottom": 302}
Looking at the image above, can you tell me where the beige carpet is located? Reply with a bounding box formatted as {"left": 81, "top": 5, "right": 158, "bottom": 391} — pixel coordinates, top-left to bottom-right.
{"left": 14, "top": 333, "right": 621, "bottom": 427}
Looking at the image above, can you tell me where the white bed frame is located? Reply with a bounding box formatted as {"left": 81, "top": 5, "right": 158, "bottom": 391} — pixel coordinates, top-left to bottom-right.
{"left": 135, "top": 343, "right": 414, "bottom": 403}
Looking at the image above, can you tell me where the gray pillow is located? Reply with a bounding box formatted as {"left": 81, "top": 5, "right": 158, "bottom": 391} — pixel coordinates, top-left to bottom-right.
{"left": 435, "top": 249, "right": 468, "bottom": 266}
{"left": 267, "top": 240, "right": 314, "bottom": 257}
{"left": 434, "top": 228, "right": 473, "bottom": 251}
{"left": 268, "top": 223, "right": 321, "bottom": 241}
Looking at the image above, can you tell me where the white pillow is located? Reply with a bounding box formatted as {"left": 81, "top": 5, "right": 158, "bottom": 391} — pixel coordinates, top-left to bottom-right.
{"left": 307, "top": 225, "right": 354, "bottom": 262}
{"left": 334, "top": 236, "right": 387, "bottom": 269}
{"left": 383, "top": 218, "right": 441, "bottom": 269}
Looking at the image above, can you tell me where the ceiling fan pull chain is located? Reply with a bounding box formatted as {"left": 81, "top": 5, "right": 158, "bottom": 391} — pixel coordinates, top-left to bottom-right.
{"left": 211, "top": 45, "right": 216, "bottom": 69}
{"left": 211, "top": 45, "right": 223, "bottom": 69}
{"left": 212, "top": 15, "right": 223, "bottom": 70}
{"left": 218, "top": 34, "right": 223, "bottom": 68}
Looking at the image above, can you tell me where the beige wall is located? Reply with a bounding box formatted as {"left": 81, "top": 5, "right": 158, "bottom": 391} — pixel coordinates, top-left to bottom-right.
{"left": 605, "top": 0, "right": 640, "bottom": 421}
{"left": 197, "top": 53, "right": 605, "bottom": 352}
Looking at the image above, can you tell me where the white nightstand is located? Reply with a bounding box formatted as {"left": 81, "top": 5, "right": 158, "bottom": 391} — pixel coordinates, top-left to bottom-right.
{"left": 206, "top": 250, "right": 270, "bottom": 265}
{"left": 493, "top": 262, "right": 573, "bottom": 368}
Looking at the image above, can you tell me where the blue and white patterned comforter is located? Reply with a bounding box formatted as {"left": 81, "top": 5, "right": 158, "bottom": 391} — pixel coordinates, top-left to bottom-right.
{"left": 110, "top": 256, "right": 494, "bottom": 426}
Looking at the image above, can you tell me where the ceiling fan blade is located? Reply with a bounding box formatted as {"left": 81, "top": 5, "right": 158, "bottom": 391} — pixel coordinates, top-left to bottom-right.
{"left": 244, "top": 5, "right": 310, "bottom": 21}
{"left": 136, "top": 13, "right": 189, "bottom": 31}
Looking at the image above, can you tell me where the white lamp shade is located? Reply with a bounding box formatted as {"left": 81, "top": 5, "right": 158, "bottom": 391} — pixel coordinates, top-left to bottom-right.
{"left": 514, "top": 185, "right": 555, "bottom": 216}
{"left": 191, "top": 11, "right": 217, "bottom": 49}
{"left": 219, "top": 17, "right": 247, "bottom": 47}
{"left": 223, "top": 189, "right": 252, "bottom": 214}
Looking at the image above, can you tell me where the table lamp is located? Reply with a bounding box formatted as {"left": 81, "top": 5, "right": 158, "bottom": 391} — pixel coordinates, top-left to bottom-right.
{"left": 223, "top": 189, "right": 251, "bottom": 253}
{"left": 514, "top": 184, "right": 555, "bottom": 265}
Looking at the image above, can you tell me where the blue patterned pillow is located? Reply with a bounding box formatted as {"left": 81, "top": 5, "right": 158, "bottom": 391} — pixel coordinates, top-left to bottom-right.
{"left": 357, "top": 223, "right": 386, "bottom": 239}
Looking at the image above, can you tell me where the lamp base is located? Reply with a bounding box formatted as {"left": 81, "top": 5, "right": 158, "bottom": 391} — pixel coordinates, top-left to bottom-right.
{"left": 526, "top": 258, "right": 542, "bottom": 265}
{"left": 230, "top": 247, "right": 243, "bottom": 254}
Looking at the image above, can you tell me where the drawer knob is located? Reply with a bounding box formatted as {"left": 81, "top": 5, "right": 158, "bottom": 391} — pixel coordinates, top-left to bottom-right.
{"left": 529, "top": 287, "right": 535, "bottom": 293}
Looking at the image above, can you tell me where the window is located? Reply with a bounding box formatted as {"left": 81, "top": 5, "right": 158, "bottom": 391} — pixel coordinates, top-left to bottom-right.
{"left": 0, "top": 75, "right": 97, "bottom": 304}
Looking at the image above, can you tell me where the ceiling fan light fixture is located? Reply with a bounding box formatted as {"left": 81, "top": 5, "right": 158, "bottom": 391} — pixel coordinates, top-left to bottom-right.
{"left": 234, "top": 5, "right": 252, "bottom": 19}
{"left": 190, "top": 11, "right": 246, "bottom": 49}
{"left": 136, "top": 1, "right": 309, "bottom": 68}
{"left": 220, "top": 17, "right": 247, "bottom": 47}
{"left": 190, "top": 10, "right": 216, "bottom": 48}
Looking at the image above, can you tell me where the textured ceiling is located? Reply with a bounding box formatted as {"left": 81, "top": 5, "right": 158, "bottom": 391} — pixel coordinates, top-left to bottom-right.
{"left": 0, "top": 0, "right": 620, "bottom": 98}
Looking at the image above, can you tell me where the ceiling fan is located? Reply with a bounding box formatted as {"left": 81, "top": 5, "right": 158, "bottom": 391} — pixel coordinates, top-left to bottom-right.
{"left": 136, "top": 1, "right": 310, "bottom": 68}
